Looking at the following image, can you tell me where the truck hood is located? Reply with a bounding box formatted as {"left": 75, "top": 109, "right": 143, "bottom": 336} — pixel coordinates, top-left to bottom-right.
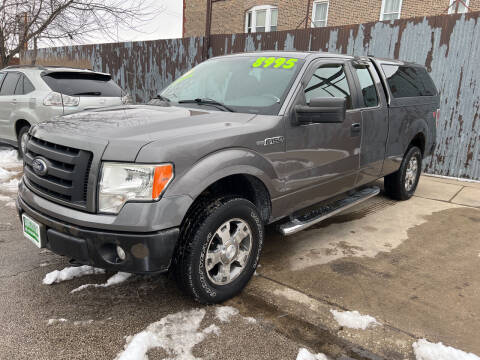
{"left": 31, "top": 105, "right": 258, "bottom": 161}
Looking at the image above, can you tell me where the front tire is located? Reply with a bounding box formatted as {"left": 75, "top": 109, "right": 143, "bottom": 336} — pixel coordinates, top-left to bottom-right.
{"left": 384, "top": 146, "right": 422, "bottom": 200}
{"left": 173, "top": 197, "right": 264, "bottom": 304}
{"left": 17, "top": 125, "right": 30, "bottom": 158}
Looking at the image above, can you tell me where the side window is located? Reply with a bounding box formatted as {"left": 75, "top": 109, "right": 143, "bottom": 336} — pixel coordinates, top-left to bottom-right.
{"left": 355, "top": 67, "right": 379, "bottom": 108}
{"left": 0, "top": 72, "right": 5, "bottom": 90}
{"left": 304, "top": 64, "right": 352, "bottom": 109}
{"left": 14, "top": 75, "right": 24, "bottom": 95}
{"left": 0, "top": 73, "right": 21, "bottom": 96}
{"left": 23, "top": 76, "right": 35, "bottom": 94}
{"left": 382, "top": 65, "right": 437, "bottom": 98}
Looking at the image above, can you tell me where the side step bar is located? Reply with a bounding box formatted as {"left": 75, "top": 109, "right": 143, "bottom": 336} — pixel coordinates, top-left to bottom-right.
{"left": 279, "top": 186, "right": 380, "bottom": 236}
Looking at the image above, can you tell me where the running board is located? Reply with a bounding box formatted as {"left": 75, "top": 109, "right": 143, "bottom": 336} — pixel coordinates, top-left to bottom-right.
{"left": 279, "top": 186, "right": 380, "bottom": 236}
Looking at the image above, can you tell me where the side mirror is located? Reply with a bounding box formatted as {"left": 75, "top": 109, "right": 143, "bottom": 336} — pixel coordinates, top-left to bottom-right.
{"left": 294, "top": 97, "right": 346, "bottom": 124}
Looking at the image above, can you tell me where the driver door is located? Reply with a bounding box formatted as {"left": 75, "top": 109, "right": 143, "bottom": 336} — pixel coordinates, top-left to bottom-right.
{"left": 279, "top": 59, "right": 362, "bottom": 213}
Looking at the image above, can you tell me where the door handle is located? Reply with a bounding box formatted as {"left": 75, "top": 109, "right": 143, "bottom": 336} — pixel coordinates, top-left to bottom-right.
{"left": 11, "top": 99, "right": 17, "bottom": 105}
{"left": 351, "top": 123, "right": 361, "bottom": 136}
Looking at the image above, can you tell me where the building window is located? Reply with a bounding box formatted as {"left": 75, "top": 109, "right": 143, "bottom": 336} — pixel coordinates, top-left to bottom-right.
{"left": 311, "top": 1, "right": 329, "bottom": 28}
{"left": 245, "top": 5, "right": 278, "bottom": 33}
{"left": 380, "top": 0, "right": 403, "bottom": 21}
{"left": 448, "top": 0, "right": 469, "bottom": 14}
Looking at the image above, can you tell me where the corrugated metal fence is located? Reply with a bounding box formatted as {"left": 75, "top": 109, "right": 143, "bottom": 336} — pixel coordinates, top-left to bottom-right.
{"left": 23, "top": 12, "right": 480, "bottom": 180}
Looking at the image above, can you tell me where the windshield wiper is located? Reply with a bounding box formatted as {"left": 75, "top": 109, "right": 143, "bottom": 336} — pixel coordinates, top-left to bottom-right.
{"left": 178, "top": 98, "right": 235, "bottom": 112}
{"left": 155, "top": 94, "right": 171, "bottom": 102}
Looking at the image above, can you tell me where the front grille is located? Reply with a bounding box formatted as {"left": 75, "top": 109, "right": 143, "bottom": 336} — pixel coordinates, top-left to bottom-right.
{"left": 24, "top": 136, "right": 93, "bottom": 209}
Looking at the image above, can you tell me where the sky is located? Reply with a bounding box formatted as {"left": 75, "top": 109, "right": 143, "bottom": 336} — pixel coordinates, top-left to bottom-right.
{"left": 39, "top": 0, "right": 183, "bottom": 48}
{"left": 107, "top": 0, "right": 183, "bottom": 43}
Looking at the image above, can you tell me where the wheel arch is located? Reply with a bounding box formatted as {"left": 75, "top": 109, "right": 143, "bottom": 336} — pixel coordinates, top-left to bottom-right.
{"left": 166, "top": 149, "right": 279, "bottom": 224}
{"left": 15, "top": 119, "right": 31, "bottom": 138}
{"left": 408, "top": 132, "right": 426, "bottom": 157}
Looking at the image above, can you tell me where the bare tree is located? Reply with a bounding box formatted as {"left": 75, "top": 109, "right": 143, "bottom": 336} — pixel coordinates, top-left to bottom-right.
{"left": 0, "top": 0, "right": 159, "bottom": 67}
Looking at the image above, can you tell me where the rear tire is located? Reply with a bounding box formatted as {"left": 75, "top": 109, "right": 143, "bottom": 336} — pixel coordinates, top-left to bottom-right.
{"left": 384, "top": 146, "right": 422, "bottom": 200}
{"left": 173, "top": 196, "right": 264, "bottom": 304}
{"left": 17, "top": 125, "right": 30, "bottom": 158}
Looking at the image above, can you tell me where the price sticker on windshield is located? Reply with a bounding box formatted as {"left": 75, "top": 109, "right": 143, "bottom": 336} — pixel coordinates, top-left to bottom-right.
{"left": 252, "top": 57, "right": 298, "bottom": 70}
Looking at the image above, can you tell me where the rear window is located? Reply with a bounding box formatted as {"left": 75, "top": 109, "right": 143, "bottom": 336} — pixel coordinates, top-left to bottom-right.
{"left": 382, "top": 65, "right": 437, "bottom": 98}
{"left": 42, "top": 72, "right": 122, "bottom": 97}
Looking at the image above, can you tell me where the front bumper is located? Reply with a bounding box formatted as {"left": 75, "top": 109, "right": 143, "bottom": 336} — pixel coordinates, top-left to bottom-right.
{"left": 17, "top": 195, "right": 179, "bottom": 274}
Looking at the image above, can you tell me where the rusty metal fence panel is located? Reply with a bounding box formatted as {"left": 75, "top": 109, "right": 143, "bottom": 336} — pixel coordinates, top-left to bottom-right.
{"left": 23, "top": 13, "right": 480, "bottom": 180}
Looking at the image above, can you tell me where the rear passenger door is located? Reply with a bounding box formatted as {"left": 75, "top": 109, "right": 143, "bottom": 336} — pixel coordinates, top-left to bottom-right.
{"left": 0, "top": 72, "right": 21, "bottom": 137}
{"left": 351, "top": 62, "right": 389, "bottom": 185}
{"left": 14, "top": 73, "right": 36, "bottom": 112}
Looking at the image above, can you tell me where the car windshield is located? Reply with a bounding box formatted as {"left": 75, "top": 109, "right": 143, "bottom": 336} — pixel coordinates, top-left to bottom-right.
{"left": 160, "top": 55, "right": 305, "bottom": 115}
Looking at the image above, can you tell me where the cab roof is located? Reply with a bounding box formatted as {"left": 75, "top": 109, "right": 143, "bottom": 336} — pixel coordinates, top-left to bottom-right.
{"left": 213, "top": 51, "right": 418, "bottom": 66}
{"left": 213, "top": 51, "right": 354, "bottom": 61}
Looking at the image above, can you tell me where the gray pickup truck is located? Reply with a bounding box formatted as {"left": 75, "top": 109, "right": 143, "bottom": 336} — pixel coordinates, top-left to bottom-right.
{"left": 16, "top": 51, "right": 439, "bottom": 303}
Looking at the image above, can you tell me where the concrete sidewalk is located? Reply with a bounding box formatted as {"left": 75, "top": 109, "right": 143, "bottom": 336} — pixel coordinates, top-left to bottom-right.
{"left": 239, "top": 175, "right": 480, "bottom": 359}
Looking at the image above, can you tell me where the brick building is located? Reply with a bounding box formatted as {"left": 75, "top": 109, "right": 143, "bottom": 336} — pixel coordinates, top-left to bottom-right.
{"left": 183, "top": 0, "right": 479, "bottom": 37}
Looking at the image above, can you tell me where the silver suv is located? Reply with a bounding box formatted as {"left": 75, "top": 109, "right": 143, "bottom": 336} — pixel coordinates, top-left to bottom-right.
{"left": 0, "top": 65, "right": 128, "bottom": 157}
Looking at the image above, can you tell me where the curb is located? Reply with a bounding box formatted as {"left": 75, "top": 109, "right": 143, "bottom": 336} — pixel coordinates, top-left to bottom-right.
{"left": 239, "top": 275, "right": 417, "bottom": 360}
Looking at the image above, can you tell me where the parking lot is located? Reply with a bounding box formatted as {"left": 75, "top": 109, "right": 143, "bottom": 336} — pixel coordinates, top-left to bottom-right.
{"left": 1, "top": 145, "right": 480, "bottom": 360}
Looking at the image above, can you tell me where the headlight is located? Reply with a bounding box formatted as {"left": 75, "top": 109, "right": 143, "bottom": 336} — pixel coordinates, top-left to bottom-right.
{"left": 98, "top": 163, "right": 174, "bottom": 214}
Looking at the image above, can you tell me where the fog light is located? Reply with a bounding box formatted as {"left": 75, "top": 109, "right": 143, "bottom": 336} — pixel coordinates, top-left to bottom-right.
{"left": 116, "top": 245, "right": 126, "bottom": 261}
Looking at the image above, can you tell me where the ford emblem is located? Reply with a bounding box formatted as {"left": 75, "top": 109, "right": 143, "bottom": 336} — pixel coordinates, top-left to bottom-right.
{"left": 32, "top": 157, "right": 48, "bottom": 176}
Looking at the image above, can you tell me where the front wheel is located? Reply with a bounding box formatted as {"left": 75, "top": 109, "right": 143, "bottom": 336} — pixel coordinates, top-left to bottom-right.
{"left": 384, "top": 146, "right": 422, "bottom": 200}
{"left": 17, "top": 125, "right": 30, "bottom": 158}
{"left": 173, "top": 197, "right": 264, "bottom": 304}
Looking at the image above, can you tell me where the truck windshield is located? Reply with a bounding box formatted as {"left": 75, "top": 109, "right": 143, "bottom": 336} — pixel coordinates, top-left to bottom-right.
{"left": 160, "top": 56, "right": 305, "bottom": 115}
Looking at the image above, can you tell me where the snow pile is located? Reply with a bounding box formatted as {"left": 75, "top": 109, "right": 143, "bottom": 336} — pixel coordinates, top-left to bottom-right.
{"left": 47, "top": 318, "right": 68, "bottom": 325}
{"left": 215, "top": 306, "right": 239, "bottom": 322}
{"left": 2, "top": 178, "right": 19, "bottom": 192}
{"left": 0, "top": 167, "right": 12, "bottom": 181}
{"left": 43, "top": 265, "right": 105, "bottom": 285}
{"left": 296, "top": 348, "right": 329, "bottom": 360}
{"left": 413, "top": 339, "right": 480, "bottom": 360}
{"left": 70, "top": 272, "right": 132, "bottom": 293}
{"left": 0, "top": 149, "right": 21, "bottom": 166}
{"left": 330, "top": 309, "right": 379, "bottom": 330}
{"left": 115, "top": 309, "right": 218, "bottom": 360}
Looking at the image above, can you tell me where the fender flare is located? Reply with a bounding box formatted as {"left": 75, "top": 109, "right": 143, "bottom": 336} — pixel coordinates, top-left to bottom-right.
{"left": 165, "top": 148, "right": 282, "bottom": 201}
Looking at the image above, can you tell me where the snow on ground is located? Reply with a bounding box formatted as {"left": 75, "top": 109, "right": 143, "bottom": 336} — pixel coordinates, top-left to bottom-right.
{"left": 42, "top": 265, "right": 105, "bottom": 285}
{"left": 215, "top": 306, "right": 239, "bottom": 322}
{"left": 243, "top": 316, "right": 257, "bottom": 324}
{"left": 202, "top": 324, "right": 220, "bottom": 336}
{"left": 115, "top": 309, "right": 217, "bottom": 360}
{"left": 330, "top": 309, "right": 379, "bottom": 330}
{"left": 0, "top": 148, "right": 22, "bottom": 199}
{"left": 0, "top": 148, "right": 21, "bottom": 170}
{"left": 47, "top": 318, "right": 95, "bottom": 326}
{"left": 73, "top": 320, "right": 95, "bottom": 326}
{"left": 413, "top": 339, "right": 480, "bottom": 360}
{"left": 296, "top": 348, "right": 329, "bottom": 360}
{"left": 0, "top": 167, "right": 12, "bottom": 181}
{"left": 47, "top": 318, "right": 68, "bottom": 325}
{"left": 70, "top": 272, "right": 132, "bottom": 293}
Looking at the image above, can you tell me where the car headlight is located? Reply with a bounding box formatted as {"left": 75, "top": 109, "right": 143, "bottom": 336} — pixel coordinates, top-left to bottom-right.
{"left": 98, "top": 163, "right": 174, "bottom": 214}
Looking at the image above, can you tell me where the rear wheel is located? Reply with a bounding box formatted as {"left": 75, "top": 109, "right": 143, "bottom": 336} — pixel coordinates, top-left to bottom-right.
{"left": 384, "top": 146, "right": 422, "bottom": 200}
{"left": 17, "top": 125, "right": 30, "bottom": 158}
{"left": 173, "top": 197, "right": 264, "bottom": 304}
